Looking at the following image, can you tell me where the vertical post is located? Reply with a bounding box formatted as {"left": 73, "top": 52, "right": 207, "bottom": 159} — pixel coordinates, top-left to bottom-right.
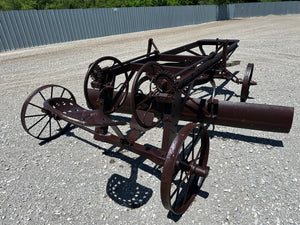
{"left": 147, "top": 38, "right": 154, "bottom": 55}
{"left": 222, "top": 40, "right": 228, "bottom": 69}
{"left": 160, "top": 92, "right": 181, "bottom": 155}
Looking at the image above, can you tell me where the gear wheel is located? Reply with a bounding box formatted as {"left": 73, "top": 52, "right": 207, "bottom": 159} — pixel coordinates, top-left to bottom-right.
{"left": 154, "top": 70, "right": 175, "bottom": 94}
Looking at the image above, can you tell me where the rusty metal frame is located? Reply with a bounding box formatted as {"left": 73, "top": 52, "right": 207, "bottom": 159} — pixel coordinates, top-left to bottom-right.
{"left": 21, "top": 38, "right": 294, "bottom": 215}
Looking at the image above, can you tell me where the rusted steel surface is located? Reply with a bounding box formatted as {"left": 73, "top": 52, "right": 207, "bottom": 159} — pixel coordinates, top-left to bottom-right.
{"left": 20, "top": 38, "right": 294, "bottom": 215}
{"left": 88, "top": 89, "right": 294, "bottom": 133}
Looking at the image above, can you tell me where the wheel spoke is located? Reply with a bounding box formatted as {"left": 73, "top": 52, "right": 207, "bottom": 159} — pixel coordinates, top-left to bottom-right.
{"left": 39, "top": 91, "right": 46, "bottom": 101}
{"left": 25, "top": 113, "right": 46, "bottom": 118}
{"left": 191, "top": 141, "right": 206, "bottom": 165}
{"left": 173, "top": 180, "right": 182, "bottom": 205}
{"left": 185, "top": 142, "right": 192, "bottom": 161}
{"left": 181, "top": 130, "right": 200, "bottom": 163}
{"left": 50, "top": 86, "right": 53, "bottom": 99}
{"left": 37, "top": 117, "right": 51, "bottom": 138}
{"left": 56, "top": 119, "right": 63, "bottom": 130}
{"left": 60, "top": 88, "right": 66, "bottom": 98}
{"left": 49, "top": 117, "right": 52, "bottom": 137}
{"left": 172, "top": 170, "right": 189, "bottom": 199}
{"left": 192, "top": 129, "right": 195, "bottom": 160}
{"left": 181, "top": 142, "right": 185, "bottom": 160}
{"left": 181, "top": 140, "right": 192, "bottom": 162}
{"left": 189, "top": 133, "right": 203, "bottom": 164}
{"left": 171, "top": 170, "right": 187, "bottom": 200}
{"left": 28, "top": 102, "right": 44, "bottom": 111}
{"left": 27, "top": 114, "right": 48, "bottom": 131}
{"left": 182, "top": 172, "right": 192, "bottom": 205}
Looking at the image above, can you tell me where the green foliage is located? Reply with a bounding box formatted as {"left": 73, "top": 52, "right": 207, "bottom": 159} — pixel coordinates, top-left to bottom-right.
{"left": 0, "top": 0, "right": 22, "bottom": 10}
{"left": 0, "top": 0, "right": 294, "bottom": 10}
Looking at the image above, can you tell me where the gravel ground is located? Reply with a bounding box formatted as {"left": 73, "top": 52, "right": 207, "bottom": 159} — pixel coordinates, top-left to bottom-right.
{"left": 0, "top": 14, "right": 299, "bottom": 224}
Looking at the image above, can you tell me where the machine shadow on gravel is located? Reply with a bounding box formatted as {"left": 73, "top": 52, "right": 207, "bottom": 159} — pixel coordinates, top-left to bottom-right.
{"left": 208, "top": 129, "right": 284, "bottom": 147}
{"left": 106, "top": 156, "right": 153, "bottom": 209}
{"left": 42, "top": 127, "right": 210, "bottom": 220}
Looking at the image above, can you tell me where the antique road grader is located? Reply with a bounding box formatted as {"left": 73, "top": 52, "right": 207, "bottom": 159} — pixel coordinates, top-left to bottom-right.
{"left": 21, "top": 39, "right": 294, "bottom": 215}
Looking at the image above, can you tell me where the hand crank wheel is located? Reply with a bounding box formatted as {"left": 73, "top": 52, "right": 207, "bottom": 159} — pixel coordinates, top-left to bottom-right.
{"left": 240, "top": 63, "right": 254, "bottom": 102}
{"left": 84, "top": 56, "right": 129, "bottom": 113}
{"left": 161, "top": 123, "right": 209, "bottom": 215}
{"left": 21, "top": 84, "right": 76, "bottom": 140}
{"left": 131, "top": 62, "right": 165, "bottom": 129}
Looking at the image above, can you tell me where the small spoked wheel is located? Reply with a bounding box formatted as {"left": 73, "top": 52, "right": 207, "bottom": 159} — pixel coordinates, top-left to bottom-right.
{"left": 21, "top": 84, "right": 76, "bottom": 140}
{"left": 131, "top": 62, "right": 165, "bottom": 129}
{"left": 84, "top": 56, "right": 129, "bottom": 112}
{"left": 240, "top": 63, "right": 254, "bottom": 102}
{"left": 161, "top": 123, "right": 210, "bottom": 215}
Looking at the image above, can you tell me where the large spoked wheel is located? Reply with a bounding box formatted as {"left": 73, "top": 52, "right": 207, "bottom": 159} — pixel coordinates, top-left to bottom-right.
{"left": 161, "top": 123, "right": 210, "bottom": 215}
{"left": 131, "top": 62, "right": 165, "bottom": 129}
{"left": 21, "top": 84, "right": 76, "bottom": 140}
{"left": 84, "top": 56, "right": 129, "bottom": 112}
{"left": 240, "top": 63, "right": 254, "bottom": 102}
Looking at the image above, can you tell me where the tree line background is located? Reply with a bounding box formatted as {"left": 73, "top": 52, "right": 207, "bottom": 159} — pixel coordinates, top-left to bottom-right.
{"left": 0, "top": 0, "right": 295, "bottom": 11}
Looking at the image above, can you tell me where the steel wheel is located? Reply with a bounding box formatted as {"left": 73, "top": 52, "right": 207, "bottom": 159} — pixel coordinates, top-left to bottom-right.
{"left": 161, "top": 123, "right": 209, "bottom": 215}
{"left": 84, "top": 56, "right": 129, "bottom": 112}
{"left": 21, "top": 84, "right": 75, "bottom": 140}
{"left": 131, "top": 62, "right": 165, "bottom": 129}
{"left": 240, "top": 63, "right": 254, "bottom": 102}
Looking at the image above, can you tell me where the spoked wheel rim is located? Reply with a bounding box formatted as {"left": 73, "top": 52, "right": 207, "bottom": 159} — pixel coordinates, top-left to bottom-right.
{"left": 21, "top": 84, "right": 76, "bottom": 140}
{"left": 84, "top": 56, "right": 129, "bottom": 112}
{"left": 161, "top": 123, "right": 209, "bottom": 215}
{"left": 131, "top": 61, "right": 165, "bottom": 129}
{"left": 240, "top": 63, "right": 254, "bottom": 102}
